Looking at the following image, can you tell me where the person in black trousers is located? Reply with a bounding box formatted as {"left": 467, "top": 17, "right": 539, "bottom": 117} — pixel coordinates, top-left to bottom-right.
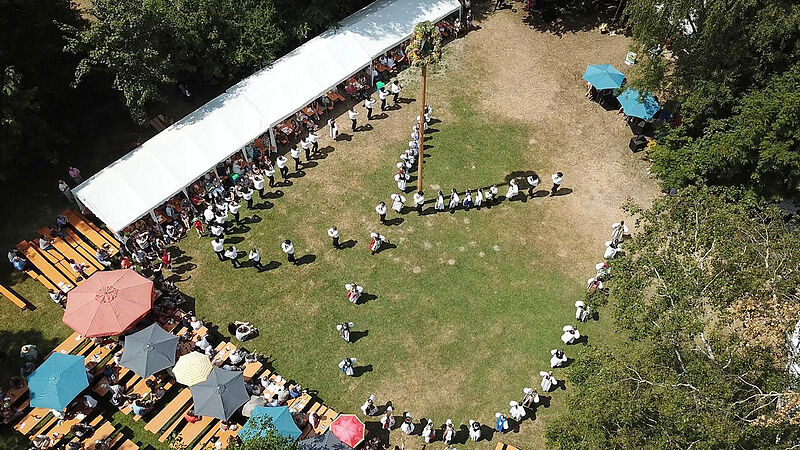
{"left": 328, "top": 226, "right": 340, "bottom": 249}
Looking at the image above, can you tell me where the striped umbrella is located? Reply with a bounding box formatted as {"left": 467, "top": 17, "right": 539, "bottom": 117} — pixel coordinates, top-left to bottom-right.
{"left": 173, "top": 352, "right": 212, "bottom": 386}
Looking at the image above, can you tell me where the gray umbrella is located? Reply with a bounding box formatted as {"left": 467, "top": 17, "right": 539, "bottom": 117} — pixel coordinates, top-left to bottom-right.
{"left": 299, "top": 430, "right": 351, "bottom": 450}
{"left": 120, "top": 323, "right": 179, "bottom": 378}
{"left": 189, "top": 367, "right": 249, "bottom": 419}
{"left": 241, "top": 395, "right": 267, "bottom": 417}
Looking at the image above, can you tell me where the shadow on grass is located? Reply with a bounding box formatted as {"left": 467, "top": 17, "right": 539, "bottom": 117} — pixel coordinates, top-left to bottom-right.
{"left": 295, "top": 254, "right": 316, "bottom": 266}
{"left": 339, "top": 239, "right": 358, "bottom": 249}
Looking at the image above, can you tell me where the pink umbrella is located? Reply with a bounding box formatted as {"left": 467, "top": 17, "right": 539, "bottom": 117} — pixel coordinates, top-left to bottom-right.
{"left": 330, "top": 414, "right": 365, "bottom": 448}
{"left": 63, "top": 269, "right": 153, "bottom": 337}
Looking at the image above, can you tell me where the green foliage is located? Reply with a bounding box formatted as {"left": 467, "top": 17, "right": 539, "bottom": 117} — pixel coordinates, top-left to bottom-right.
{"left": 406, "top": 21, "right": 442, "bottom": 68}
{"left": 546, "top": 187, "right": 800, "bottom": 449}
{"left": 226, "top": 417, "right": 299, "bottom": 450}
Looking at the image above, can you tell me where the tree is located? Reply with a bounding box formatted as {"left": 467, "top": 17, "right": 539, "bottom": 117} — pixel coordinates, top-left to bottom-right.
{"left": 406, "top": 21, "right": 442, "bottom": 194}
{"left": 224, "top": 416, "right": 299, "bottom": 450}
{"left": 546, "top": 187, "right": 800, "bottom": 449}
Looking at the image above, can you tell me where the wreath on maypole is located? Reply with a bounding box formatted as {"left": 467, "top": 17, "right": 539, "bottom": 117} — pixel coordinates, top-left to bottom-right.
{"left": 406, "top": 21, "right": 442, "bottom": 67}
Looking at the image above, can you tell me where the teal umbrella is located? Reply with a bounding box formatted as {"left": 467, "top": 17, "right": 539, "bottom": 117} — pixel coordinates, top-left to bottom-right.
{"left": 582, "top": 64, "right": 626, "bottom": 90}
{"left": 616, "top": 88, "right": 660, "bottom": 121}
{"left": 28, "top": 353, "right": 88, "bottom": 410}
{"left": 239, "top": 406, "right": 301, "bottom": 441}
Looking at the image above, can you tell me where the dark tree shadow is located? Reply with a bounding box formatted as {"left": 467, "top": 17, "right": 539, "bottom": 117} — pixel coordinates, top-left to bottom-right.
{"left": 352, "top": 364, "right": 373, "bottom": 377}
{"left": 339, "top": 239, "right": 357, "bottom": 249}
{"left": 350, "top": 329, "right": 369, "bottom": 343}
{"left": 552, "top": 188, "right": 573, "bottom": 197}
{"left": 521, "top": 3, "right": 610, "bottom": 37}
{"left": 295, "top": 254, "right": 316, "bottom": 266}
{"left": 0, "top": 328, "right": 61, "bottom": 387}
{"left": 384, "top": 217, "right": 404, "bottom": 226}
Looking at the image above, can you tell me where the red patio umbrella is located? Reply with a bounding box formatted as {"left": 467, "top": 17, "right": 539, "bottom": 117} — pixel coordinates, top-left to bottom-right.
{"left": 330, "top": 414, "right": 365, "bottom": 448}
{"left": 63, "top": 269, "right": 154, "bottom": 337}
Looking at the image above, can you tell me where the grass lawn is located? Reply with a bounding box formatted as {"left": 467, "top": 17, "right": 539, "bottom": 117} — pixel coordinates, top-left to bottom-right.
{"left": 0, "top": 6, "right": 658, "bottom": 449}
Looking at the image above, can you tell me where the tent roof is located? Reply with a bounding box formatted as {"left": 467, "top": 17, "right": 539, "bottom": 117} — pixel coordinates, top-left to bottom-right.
{"left": 73, "top": 0, "right": 460, "bottom": 233}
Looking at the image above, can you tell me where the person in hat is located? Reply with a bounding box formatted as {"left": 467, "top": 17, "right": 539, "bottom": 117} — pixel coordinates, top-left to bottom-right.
{"left": 20, "top": 344, "right": 38, "bottom": 362}
{"left": 375, "top": 202, "right": 387, "bottom": 224}
{"left": 338, "top": 357, "right": 357, "bottom": 376}
{"left": 561, "top": 325, "right": 581, "bottom": 344}
{"left": 413, "top": 191, "right": 425, "bottom": 215}
{"left": 505, "top": 179, "right": 520, "bottom": 200}
{"left": 360, "top": 394, "right": 379, "bottom": 416}
{"left": 281, "top": 239, "right": 296, "bottom": 264}
{"left": 448, "top": 188, "right": 459, "bottom": 213}
{"left": 526, "top": 173, "right": 540, "bottom": 198}
{"left": 575, "top": 300, "right": 591, "bottom": 322}
{"left": 394, "top": 172, "right": 407, "bottom": 192}
{"left": 400, "top": 412, "right": 415, "bottom": 434}
{"left": 550, "top": 348, "right": 568, "bottom": 368}
{"left": 380, "top": 406, "right": 395, "bottom": 429}
{"left": 390, "top": 193, "right": 405, "bottom": 214}
{"left": 521, "top": 387, "right": 539, "bottom": 409}
{"left": 488, "top": 184, "right": 499, "bottom": 207}
{"left": 550, "top": 171, "right": 564, "bottom": 196}
{"left": 468, "top": 419, "right": 481, "bottom": 442}
{"left": 540, "top": 370, "right": 558, "bottom": 392}
{"left": 369, "top": 232, "right": 387, "bottom": 255}
{"left": 337, "top": 322, "right": 355, "bottom": 342}
{"left": 345, "top": 283, "right": 363, "bottom": 304}
{"left": 422, "top": 419, "right": 435, "bottom": 443}
{"left": 443, "top": 419, "right": 455, "bottom": 444}
{"left": 604, "top": 240, "right": 622, "bottom": 259}
{"left": 495, "top": 413, "right": 509, "bottom": 433}
{"left": 509, "top": 400, "right": 526, "bottom": 421}
{"left": 327, "top": 226, "right": 340, "bottom": 249}
{"left": 595, "top": 261, "right": 610, "bottom": 279}
{"left": 587, "top": 277, "right": 604, "bottom": 294}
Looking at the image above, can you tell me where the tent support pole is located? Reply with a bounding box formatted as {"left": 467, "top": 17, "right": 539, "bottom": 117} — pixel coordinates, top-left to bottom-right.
{"left": 149, "top": 209, "right": 158, "bottom": 221}
{"left": 370, "top": 61, "right": 375, "bottom": 86}
{"left": 269, "top": 127, "right": 277, "bottom": 150}
{"left": 181, "top": 188, "right": 190, "bottom": 199}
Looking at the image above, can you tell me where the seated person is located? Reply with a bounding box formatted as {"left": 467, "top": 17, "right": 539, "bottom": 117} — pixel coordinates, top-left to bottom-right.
{"left": 71, "top": 422, "right": 94, "bottom": 440}
{"left": 289, "top": 384, "right": 303, "bottom": 399}
{"left": 130, "top": 396, "right": 150, "bottom": 416}
{"left": 196, "top": 335, "right": 213, "bottom": 353}
{"left": 267, "top": 394, "right": 281, "bottom": 407}
{"left": 185, "top": 408, "right": 201, "bottom": 423}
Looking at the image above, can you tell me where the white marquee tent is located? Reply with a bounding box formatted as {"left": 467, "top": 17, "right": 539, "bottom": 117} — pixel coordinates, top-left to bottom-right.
{"left": 74, "top": 0, "right": 461, "bottom": 233}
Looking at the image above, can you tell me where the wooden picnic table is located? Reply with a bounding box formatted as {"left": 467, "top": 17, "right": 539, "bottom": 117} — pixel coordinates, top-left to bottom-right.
{"left": 23, "top": 240, "right": 84, "bottom": 285}
{"left": 0, "top": 284, "right": 27, "bottom": 310}
{"left": 173, "top": 414, "right": 216, "bottom": 449}
{"left": 40, "top": 226, "right": 103, "bottom": 272}
{"left": 211, "top": 341, "right": 237, "bottom": 366}
{"left": 62, "top": 210, "right": 120, "bottom": 252}
{"left": 145, "top": 389, "right": 192, "bottom": 435}
{"left": 16, "top": 241, "right": 74, "bottom": 292}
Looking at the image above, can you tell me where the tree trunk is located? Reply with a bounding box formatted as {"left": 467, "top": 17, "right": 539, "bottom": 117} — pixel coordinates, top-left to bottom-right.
{"left": 417, "top": 63, "right": 427, "bottom": 193}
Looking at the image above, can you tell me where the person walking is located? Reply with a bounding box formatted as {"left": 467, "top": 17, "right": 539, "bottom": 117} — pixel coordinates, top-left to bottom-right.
{"left": 248, "top": 248, "right": 264, "bottom": 270}
{"left": 328, "top": 118, "right": 339, "bottom": 140}
{"left": 527, "top": 173, "right": 540, "bottom": 198}
{"left": 509, "top": 401, "right": 526, "bottom": 422}
{"left": 448, "top": 188, "right": 459, "bottom": 213}
{"left": 443, "top": 419, "right": 455, "bottom": 444}
{"left": 390, "top": 80, "right": 402, "bottom": 104}
{"left": 338, "top": 357, "right": 357, "bottom": 376}
{"left": 435, "top": 190, "right": 445, "bottom": 211}
{"left": 281, "top": 239, "right": 296, "bottom": 265}
{"left": 495, "top": 413, "right": 509, "bottom": 433}
{"left": 58, "top": 180, "right": 74, "bottom": 203}
{"left": 506, "top": 179, "right": 519, "bottom": 200}
{"left": 522, "top": 387, "right": 540, "bottom": 409}
{"left": 550, "top": 171, "right": 563, "bottom": 196}
{"left": 224, "top": 246, "right": 240, "bottom": 268}
{"left": 413, "top": 191, "right": 425, "bottom": 215}
{"left": 540, "top": 370, "right": 558, "bottom": 392}
{"left": 375, "top": 202, "right": 387, "bottom": 224}
{"left": 390, "top": 193, "right": 405, "bottom": 214}
{"left": 290, "top": 146, "right": 302, "bottom": 171}
{"left": 251, "top": 172, "right": 265, "bottom": 198}
{"left": 400, "top": 412, "right": 415, "bottom": 434}
{"left": 369, "top": 232, "right": 386, "bottom": 255}
{"left": 379, "top": 87, "right": 389, "bottom": 111}
{"left": 469, "top": 420, "right": 481, "bottom": 442}
{"left": 463, "top": 189, "right": 472, "bottom": 210}
{"left": 475, "top": 188, "right": 484, "bottom": 209}
{"left": 489, "top": 185, "right": 499, "bottom": 207}
{"left": 308, "top": 131, "right": 319, "bottom": 155}
{"left": 348, "top": 108, "right": 359, "bottom": 131}
{"left": 422, "top": 419, "right": 435, "bottom": 443}
{"left": 327, "top": 226, "right": 340, "bottom": 249}
{"left": 241, "top": 185, "right": 253, "bottom": 209}
{"left": 228, "top": 199, "right": 241, "bottom": 224}
{"left": 361, "top": 395, "right": 379, "bottom": 415}
{"left": 550, "top": 348, "right": 568, "bottom": 368}
{"left": 264, "top": 164, "right": 276, "bottom": 188}
{"left": 394, "top": 172, "right": 407, "bottom": 192}
{"left": 345, "top": 283, "right": 363, "bottom": 304}
{"left": 68, "top": 166, "right": 83, "bottom": 184}
{"left": 337, "top": 322, "right": 355, "bottom": 342}
{"left": 300, "top": 137, "right": 311, "bottom": 161}
{"left": 364, "top": 97, "right": 376, "bottom": 120}
{"left": 276, "top": 155, "right": 289, "bottom": 179}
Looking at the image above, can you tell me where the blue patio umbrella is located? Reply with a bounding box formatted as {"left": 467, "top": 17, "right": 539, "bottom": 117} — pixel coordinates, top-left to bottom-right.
{"left": 616, "top": 89, "right": 661, "bottom": 121}
{"left": 28, "top": 353, "right": 88, "bottom": 410}
{"left": 239, "top": 406, "right": 302, "bottom": 441}
{"left": 582, "top": 64, "right": 626, "bottom": 90}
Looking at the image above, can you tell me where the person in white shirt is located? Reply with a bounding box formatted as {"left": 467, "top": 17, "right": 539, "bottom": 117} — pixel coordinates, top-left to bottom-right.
{"left": 210, "top": 223, "right": 224, "bottom": 238}
{"left": 611, "top": 220, "right": 629, "bottom": 245}
{"left": 413, "top": 191, "right": 425, "bottom": 215}
{"left": 214, "top": 207, "right": 228, "bottom": 227}
{"left": 364, "top": 97, "right": 376, "bottom": 120}
{"left": 422, "top": 419, "right": 435, "bottom": 443}
{"left": 281, "top": 239, "right": 296, "bottom": 264}
{"left": 327, "top": 226, "right": 340, "bottom": 248}
{"left": 190, "top": 316, "right": 203, "bottom": 330}
{"left": 575, "top": 300, "right": 590, "bottom": 322}
{"left": 337, "top": 322, "right": 354, "bottom": 342}
{"left": 448, "top": 188, "right": 459, "bottom": 213}
{"left": 400, "top": 412, "right": 415, "bottom": 434}
{"left": 348, "top": 107, "right": 359, "bottom": 131}
{"left": 550, "top": 348, "right": 568, "bottom": 368}
{"left": 345, "top": 283, "right": 363, "bottom": 304}
{"left": 390, "top": 193, "right": 405, "bottom": 213}
{"left": 540, "top": 370, "right": 558, "bottom": 392}
{"left": 506, "top": 179, "right": 519, "bottom": 200}
{"left": 435, "top": 190, "right": 445, "bottom": 211}
{"left": 521, "top": 387, "right": 539, "bottom": 409}
{"left": 369, "top": 232, "right": 386, "bottom": 255}
{"left": 390, "top": 80, "right": 402, "bottom": 104}
{"left": 228, "top": 200, "right": 241, "bottom": 224}
{"left": 463, "top": 189, "right": 473, "bottom": 210}
{"left": 196, "top": 335, "right": 212, "bottom": 353}
{"left": 49, "top": 289, "right": 65, "bottom": 307}
{"left": 224, "top": 246, "right": 240, "bottom": 268}
{"left": 596, "top": 261, "right": 610, "bottom": 279}
{"left": 360, "top": 394, "right": 378, "bottom": 415}
{"left": 561, "top": 325, "right": 581, "bottom": 344}
{"left": 488, "top": 184, "right": 499, "bottom": 207}
{"left": 509, "top": 400, "right": 526, "bottom": 421}
{"left": 604, "top": 240, "right": 621, "bottom": 259}
{"left": 394, "top": 172, "right": 407, "bottom": 192}
{"left": 211, "top": 237, "right": 225, "bottom": 261}
{"left": 338, "top": 357, "right": 357, "bottom": 376}
{"left": 248, "top": 248, "right": 263, "bottom": 270}
{"left": 380, "top": 406, "right": 395, "bottom": 430}
{"left": 250, "top": 173, "right": 265, "bottom": 198}
{"left": 475, "top": 188, "right": 484, "bottom": 209}
{"left": 526, "top": 173, "right": 540, "bottom": 198}
{"left": 203, "top": 205, "right": 215, "bottom": 224}
{"left": 378, "top": 88, "right": 389, "bottom": 111}
{"left": 327, "top": 118, "right": 339, "bottom": 140}
{"left": 276, "top": 155, "right": 289, "bottom": 179}
{"left": 308, "top": 131, "right": 319, "bottom": 154}
{"left": 375, "top": 202, "right": 387, "bottom": 224}
{"left": 290, "top": 147, "right": 302, "bottom": 171}
{"left": 443, "top": 418, "right": 455, "bottom": 444}
{"left": 240, "top": 185, "right": 253, "bottom": 208}
{"left": 550, "top": 171, "right": 564, "bottom": 196}
{"left": 264, "top": 165, "right": 275, "bottom": 188}
{"left": 468, "top": 419, "right": 481, "bottom": 441}
{"left": 587, "top": 277, "right": 604, "bottom": 294}
{"left": 300, "top": 138, "right": 311, "bottom": 161}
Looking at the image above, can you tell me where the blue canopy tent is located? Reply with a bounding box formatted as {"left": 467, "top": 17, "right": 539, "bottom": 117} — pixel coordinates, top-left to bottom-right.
{"left": 28, "top": 353, "right": 89, "bottom": 410}
{"left": 582, "top": 64, "right": 626, "bottom": 90}
{"left": 616, "top": 89, "right": 660, "bottom": 121}
{"left": 238, "top": 406, "right": 302, "bottom": 441}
